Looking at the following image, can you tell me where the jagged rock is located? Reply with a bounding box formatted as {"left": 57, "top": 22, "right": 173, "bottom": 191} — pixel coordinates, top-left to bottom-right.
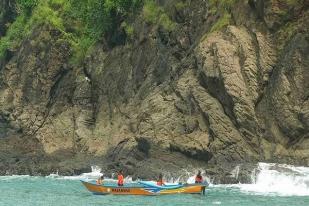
{"left": 0, "top": 0, "right": 308, "bottom": 183}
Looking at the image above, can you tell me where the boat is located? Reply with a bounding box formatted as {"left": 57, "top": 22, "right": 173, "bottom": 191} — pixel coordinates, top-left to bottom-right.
{"left": 81, "top": 180, "right": 208, "bottom": 195}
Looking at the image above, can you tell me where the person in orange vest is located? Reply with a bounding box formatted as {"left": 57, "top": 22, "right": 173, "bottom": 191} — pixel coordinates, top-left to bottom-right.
{"left": 157, "top": 173, "right": 165, "bottom": 186}
{"left": 195, "top": 170, "right": 203, "bottom": 183}
{"left": 96, "top": 175, "right": 104, "bottom": 185}
{"left": 117, "top": 170, "right": 124, "bottom": 186}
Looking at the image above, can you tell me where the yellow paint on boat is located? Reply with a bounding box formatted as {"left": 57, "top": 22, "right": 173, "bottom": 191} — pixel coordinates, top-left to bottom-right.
{"left": 81, "top": 181, "right": 206, "bottom": 196}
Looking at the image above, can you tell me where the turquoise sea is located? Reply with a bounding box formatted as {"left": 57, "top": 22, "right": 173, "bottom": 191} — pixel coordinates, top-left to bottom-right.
{"left": 1, "top": 163, "right": 309, "bottom": 206}
{"left": 0, "top": 177, "right": 308, "bottom": 206}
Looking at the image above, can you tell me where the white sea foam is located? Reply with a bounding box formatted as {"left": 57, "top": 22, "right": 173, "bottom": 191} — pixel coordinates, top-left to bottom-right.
{"left": 230, "top": 162, "right": 309, "bottom": 196}
{"left": 166, "top": 168, "right": 211, "bottom": 184}
{"left": 0, "top": 175, "right": 31, "bottom": 180}
{"left": 47, "top": 165, "right": 103, "bottom": 180}
{"left": 0, "top": 166, "right": 104, "bottom": 181}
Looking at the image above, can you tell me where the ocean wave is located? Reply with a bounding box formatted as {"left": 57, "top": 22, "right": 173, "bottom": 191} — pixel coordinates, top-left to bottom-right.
{"left": 216, "top": 162, "right": 309, "bottom": 196}
{"left": 2, "top": 162, "right": 308, "bottom": 196}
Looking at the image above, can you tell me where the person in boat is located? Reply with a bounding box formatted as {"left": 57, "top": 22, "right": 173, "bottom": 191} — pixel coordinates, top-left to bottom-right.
{"left": 117, "top": 170, "right": 124, "bottom": 186}
{"left": 157, "top": 173, "right": 165, "bottom": 186}
{"left": 96, "top": 175, "right": 104, "bottom": 185}
{"left": 195, "top": 170, "right": 203, "bottom": 184}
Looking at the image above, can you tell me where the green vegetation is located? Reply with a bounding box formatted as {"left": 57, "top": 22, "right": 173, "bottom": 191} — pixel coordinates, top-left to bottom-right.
{"left": 16, "top": 0, "right": 38, "bottom": 15}
{"left": 175, "top": 1, "right": 187, "bottom": 11}
{"left": 30, "top": 2, "right": 64, "bottom": 30}
{"left": 200, "top": 0, "right": 238, "bottom": 40}
{"left": 208, "top": 0, "right": 238, "bottom": 14}
{"left": 0, "top": 0, "right": 64, "bottom": 60}
{"left": 0, "top": 0, "right": 178, "bottom": 63}
{"left": 276, "top": 21, "right": 299, "bottom": 52}
{"left": 210, "top": 12, "right": 231, "bottom": 33}
{"left": 143, "top": 0, "right": 176, "bottom": 31}
{"left": 121, "top": 21, "right": 134, "bottom": 39}
{"left": 286, "top": 0, "right": 299, "bottom": 6}
{"left": 200, "top": 12, "right": 230, "bottom": 41}
{"left": 0, "top": 14, "right": 28, "bottom": 58}
{"left": 68, "top": 0, "right": 143, "bottom": 63}
{"left": 0, "top": 0, "right": 143, "bottom": 63}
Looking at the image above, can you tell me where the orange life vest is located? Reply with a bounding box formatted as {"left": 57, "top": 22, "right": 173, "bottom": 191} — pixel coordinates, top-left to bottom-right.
{"left": 118, "top": 174, "right": 124, "bottom": 185}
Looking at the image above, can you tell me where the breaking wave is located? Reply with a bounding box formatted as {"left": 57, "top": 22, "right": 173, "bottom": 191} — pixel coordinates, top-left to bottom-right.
{"left": 46, "top": 165, "right": 103, "bottom": 180}
{"left": 231, "top": 162, "right": 309, "bottom": 196}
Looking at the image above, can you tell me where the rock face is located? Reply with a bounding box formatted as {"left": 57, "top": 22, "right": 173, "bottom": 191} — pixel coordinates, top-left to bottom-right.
{"left": 0, "top": 0, "right": 308, "bottom": 183}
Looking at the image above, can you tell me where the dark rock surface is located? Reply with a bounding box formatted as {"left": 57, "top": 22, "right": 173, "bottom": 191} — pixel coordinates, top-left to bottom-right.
{"left": 0, "top": 0, "right": 308, "bottom": 183}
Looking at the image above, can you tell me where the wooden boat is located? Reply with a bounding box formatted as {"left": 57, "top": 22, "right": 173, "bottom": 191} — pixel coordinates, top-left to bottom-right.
{"left": 81, "top": 180, "right": 207, "bottom": 195}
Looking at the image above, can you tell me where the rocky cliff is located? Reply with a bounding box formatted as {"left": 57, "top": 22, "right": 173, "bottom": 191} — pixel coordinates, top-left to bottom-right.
{"left": 0, "top": 0, "right": 308, "bottom": 183}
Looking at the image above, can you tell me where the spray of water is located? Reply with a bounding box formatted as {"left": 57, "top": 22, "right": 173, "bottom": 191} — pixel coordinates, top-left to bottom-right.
{"left": 46, "top": 165, "right": 103, "bottom": 180}
{"left": 233, "top": 162, "right": 309, "bottom": 196}
{"left": 230, "top": 165, "right": 240, "bottom": 180}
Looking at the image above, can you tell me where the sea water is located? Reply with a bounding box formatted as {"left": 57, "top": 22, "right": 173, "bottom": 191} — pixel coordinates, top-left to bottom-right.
{"left": 0, "top": 163, "right": 308, "bottom": 206}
